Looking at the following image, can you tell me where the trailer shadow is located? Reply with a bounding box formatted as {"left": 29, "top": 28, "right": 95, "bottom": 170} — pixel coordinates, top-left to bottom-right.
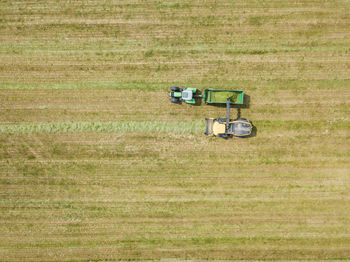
{"left": 193, "top": 89, "right": 203, "bottom": 106}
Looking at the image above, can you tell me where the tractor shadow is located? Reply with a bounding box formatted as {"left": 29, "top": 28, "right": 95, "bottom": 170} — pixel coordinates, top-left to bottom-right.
{"left": 249, "top": 124, "right": 258, "bottom": 138}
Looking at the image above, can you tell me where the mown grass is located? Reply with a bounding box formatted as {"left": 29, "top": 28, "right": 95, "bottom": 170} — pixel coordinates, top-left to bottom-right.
{"left": 0, "top": 121, "right": 204, "bottom": 134}
{"left": 0, "top": 119, "right": 349, "bottom": 134}
{"left": 1, "top": 0, "right": 350, "bottom": 86}
{"left": 1, "top": 0, "right": 350, "bottom": 261}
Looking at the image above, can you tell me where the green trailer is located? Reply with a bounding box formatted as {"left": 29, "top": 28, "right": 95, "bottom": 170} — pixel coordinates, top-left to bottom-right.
{"left": 203, "top": 89, "right": 244, "bottom": 105}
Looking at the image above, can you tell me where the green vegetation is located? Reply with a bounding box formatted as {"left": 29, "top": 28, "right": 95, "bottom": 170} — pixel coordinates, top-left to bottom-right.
{"left": 0, "top": 0, "right": 350, "bottom": 261}
{"left": 0, "top": 121, "right": 204, "bottom": 134}
{"left": 211, "top": 91, "right": 239, "bottom": 103}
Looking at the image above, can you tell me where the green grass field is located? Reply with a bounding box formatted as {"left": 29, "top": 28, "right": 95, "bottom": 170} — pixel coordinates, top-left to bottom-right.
{"left": 1, "top": 0, "right": 350, "bottom": 260}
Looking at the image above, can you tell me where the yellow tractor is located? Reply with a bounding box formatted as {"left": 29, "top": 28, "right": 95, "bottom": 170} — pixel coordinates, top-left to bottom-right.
{"left": 205, "top": 99, "right": 252, "bottom": 138}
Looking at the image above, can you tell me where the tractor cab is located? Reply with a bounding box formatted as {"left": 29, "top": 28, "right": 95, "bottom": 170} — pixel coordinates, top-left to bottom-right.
{"left": 181, "top": 90, "right": 193, "bottom": 100}
{"left": 229, "top": 120, "right": 252, "bottom": 136}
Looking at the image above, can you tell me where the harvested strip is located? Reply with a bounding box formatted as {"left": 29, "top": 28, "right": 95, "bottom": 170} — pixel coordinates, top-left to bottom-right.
{"left": 0, "top": 121, "right": 204, "bottom": 134}
{"left": 0, "top": 120, "right": 349, "bottom": 134}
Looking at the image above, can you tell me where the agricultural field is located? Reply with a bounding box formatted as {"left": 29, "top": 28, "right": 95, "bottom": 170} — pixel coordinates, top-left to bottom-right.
{"left": 1, "top": 0, "right": 350, "bottom": 260}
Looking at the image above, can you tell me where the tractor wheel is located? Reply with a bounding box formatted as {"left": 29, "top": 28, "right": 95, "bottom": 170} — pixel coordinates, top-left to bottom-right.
{"left": 170, "top": 86, "right": 181, "bottom": 92}
{"left": 170, "top": 98, "right": 180, "bottom": 103}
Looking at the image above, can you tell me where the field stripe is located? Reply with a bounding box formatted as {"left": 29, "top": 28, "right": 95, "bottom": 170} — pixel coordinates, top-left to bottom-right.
{"left": 0, "top": 120, "right": 348, "bottom": 134}
{"left": 0, "top": 121, "right": 204, "bottom": 134}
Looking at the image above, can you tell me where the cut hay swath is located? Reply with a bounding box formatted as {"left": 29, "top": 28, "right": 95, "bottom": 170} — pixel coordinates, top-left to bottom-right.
{"left": 0, "top": 121, "right": 204, "bottom": 134}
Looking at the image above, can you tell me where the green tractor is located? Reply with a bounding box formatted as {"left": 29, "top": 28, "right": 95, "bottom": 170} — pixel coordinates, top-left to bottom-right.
{"left": 169, "top": 87, "right": 200, "bottom": 104}
{"left": 205, "top": 99, "right": 253, "bottom": 138}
